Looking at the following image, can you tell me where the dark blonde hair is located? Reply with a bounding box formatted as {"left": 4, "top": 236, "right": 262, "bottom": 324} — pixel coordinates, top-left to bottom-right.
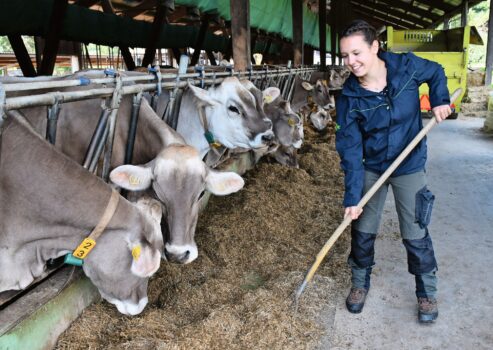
{"left": 340, "top": 20, "right": 378, "bottom": 46}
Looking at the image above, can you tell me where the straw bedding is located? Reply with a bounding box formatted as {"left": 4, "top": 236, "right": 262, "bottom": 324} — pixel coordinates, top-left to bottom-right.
{"left": 55, "top": 125, "right": 351, "bottom": 350}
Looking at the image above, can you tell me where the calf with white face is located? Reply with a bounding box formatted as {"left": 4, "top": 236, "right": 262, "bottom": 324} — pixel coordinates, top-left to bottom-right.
{"left": 109, "top": 145, "right": 244, "bottom": 264}
{"left": 175, "top": 77, "right": 274, "bottom": 158}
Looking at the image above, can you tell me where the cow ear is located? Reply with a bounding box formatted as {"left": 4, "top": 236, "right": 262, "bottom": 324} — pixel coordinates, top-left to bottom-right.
{"left": 110, "top": 165, "right": 153, "bottom": 191}
{"left": 262, "top": 87, "right": 280, "bottom": 104}
{"left": 205, "top": 170, "right": 245, "bottom": 195}
{"left": 187, "top": 83, "right": 220, "bottom": 108}
{"left": 129, "top": 243, "right": 161, "bottom": 278}
{"left": 301, "top": 81, "right": 314, "bottom": 91}
{"left": 135, "top": 197, "right": 162, "bottom": 224}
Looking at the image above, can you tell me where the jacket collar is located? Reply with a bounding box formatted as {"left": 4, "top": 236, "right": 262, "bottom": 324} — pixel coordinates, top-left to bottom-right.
{"left": 342, "top": 51, "right": 412, "bottom": 98}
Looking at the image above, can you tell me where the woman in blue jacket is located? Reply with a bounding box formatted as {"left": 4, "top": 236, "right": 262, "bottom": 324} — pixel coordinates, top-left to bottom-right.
{"left": 335, "top": 20, "right": 451, "bottom": 323}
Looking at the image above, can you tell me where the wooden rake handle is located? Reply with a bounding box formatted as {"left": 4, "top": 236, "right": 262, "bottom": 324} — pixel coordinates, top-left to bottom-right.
{"left": 294, "top": 88, "right": 462, "bottom": 307}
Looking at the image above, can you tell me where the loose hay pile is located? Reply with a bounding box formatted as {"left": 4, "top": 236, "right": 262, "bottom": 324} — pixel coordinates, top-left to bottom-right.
{"left": 55, "top": 125, "right": 351, "bottom": 350}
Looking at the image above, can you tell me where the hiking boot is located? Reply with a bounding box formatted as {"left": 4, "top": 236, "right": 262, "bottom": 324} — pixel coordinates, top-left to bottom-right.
{"left": 418, "top": 297, "right": 438, "bottom": 323}
{"left": 346, "top": 288, "right": 368, "bottom": 314}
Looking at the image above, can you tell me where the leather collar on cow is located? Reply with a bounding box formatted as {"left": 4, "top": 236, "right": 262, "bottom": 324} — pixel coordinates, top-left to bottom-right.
{"left": 64, "top": 189, "right": 120, "bottom": 266}
{"left": 198, "top": 106, "right": 222, "bottom": 149}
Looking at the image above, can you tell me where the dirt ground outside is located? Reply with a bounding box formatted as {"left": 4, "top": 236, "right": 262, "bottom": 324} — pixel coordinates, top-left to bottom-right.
{"left": 320, "top": 116, "right": 493, "bottom": 350}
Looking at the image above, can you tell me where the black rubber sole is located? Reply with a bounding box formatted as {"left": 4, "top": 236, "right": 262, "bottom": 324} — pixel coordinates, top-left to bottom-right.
{"left": 346, "top": 300, "right": 365, "bottom": 314}
{"left": 418, "top": 311, "right": 438, "bottom": 323}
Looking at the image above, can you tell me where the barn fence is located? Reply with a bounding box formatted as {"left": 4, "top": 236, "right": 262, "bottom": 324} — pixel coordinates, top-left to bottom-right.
{"left": 0, "top": 65, "right": 319, "bottom": 181}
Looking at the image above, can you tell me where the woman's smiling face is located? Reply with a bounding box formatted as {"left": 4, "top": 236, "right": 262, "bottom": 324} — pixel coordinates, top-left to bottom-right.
{"left": 340, "top": 34, "right": 379, "bottom": 78}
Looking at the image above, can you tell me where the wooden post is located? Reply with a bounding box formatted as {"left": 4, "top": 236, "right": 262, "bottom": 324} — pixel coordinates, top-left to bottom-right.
{"left": 8, "top": 35, "right": 37, "bottom": 77}
{"left": 330, "top": 0, "right": 337, "bottom": 66}
{"left": 485, "top": 0, "right": 493, "bottom": 85}
{"left": 230, "top": 0, "right": 251, "bottom": 71}
{"left": 319, "top": 0, "right": 327, "bottom": 69}
{"left": 292, "top": 0, "right": 303, "bottom": 66}
{"left": 39, "top": 0, "right": 69, "bottom": 75}
{"left": 142, "top": 1, "right": 168, "bottom": 67}
{"left": 304, "top": 44, "right": 314, "bottom": 65}
{"left": 191, "top": 14, "right": 211, "bottom": 66}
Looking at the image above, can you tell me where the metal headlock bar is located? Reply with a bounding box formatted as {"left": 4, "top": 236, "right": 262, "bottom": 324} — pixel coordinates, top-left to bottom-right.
{"left": 1, "top": 65, "right": 318, "bottom": 178}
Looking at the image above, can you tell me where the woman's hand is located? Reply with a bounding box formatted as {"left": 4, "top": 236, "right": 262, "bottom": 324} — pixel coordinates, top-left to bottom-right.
{"left": 345, "top": 206, "right": 363, "bottom": 220}
{"left": 432, "top": 104, "right": 452, "bottom": 123}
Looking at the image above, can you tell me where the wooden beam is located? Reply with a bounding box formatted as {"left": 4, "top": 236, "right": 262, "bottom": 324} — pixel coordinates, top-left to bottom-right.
{"left": 75, "top": 0, "right": 99, "bottom": 8}
{"left": 142, "top": 1, "right": 168, "bottom": 67}
{"left": 292, "top": 0, "right": 303, "bottom": 66}
{"left": 39, "top": 0, "right": 69, "bottom": 75}
{"left": 319, "top": 0, "right": 327, "bottom": 68}
{"left": 353, "top": 5, "right": 419, "bottom": 29}
{"left": 230, "top": 0, "right": 251, "bottom": 71}
{"left": 7, "top": 35, "right": 37, "bottom": 77}
{"left": 354, "top": 11, "right": 407, "bottom": 30}
{"left": 352, "top": 0, "right": 431, "bottom": 28}
{"left": 485, "top": 0, "right": 493, "bottom": 85}
{"left": 370, "top": 0, "right": 441, "bottom": 22}
{"left": 206, "top": 50, "right": 217, "bottom": 65}
{"left": 119, "top": 0, "right": 156, "bottom": 18}
{"left": 191, "top": 14, "right": 211, "bottom": 66}
{"left": 329, "top": 0, "right": 338, "bottom": 66}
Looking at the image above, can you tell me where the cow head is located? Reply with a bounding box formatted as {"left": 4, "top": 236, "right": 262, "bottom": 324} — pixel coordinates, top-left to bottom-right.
{"left": 82, "top": 197, "right": 163, "bottom": 315}
{"left": 329, "top": 68, "right": 350, "bottom": 89}
{"left": 301, "top": 79, "right": 333, "bottom": 109}
{"left": 187, "top": 77, "right": 274, "bottom": 150}
{"left": 309, "top": 106, "right": 333, "bottom": 131}
{"left": 260, "top": 87, "right": 304, "bottom": 168}
{"left": 109, "top": 144, "right": 244, "bottom": 265}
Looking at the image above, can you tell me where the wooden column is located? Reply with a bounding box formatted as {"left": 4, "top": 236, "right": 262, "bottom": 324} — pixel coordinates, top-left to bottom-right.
{"left": 304, "top": 44, "right": 314, "bottom": 65}
{"left": 142, "top": 1, "right": 168, "bottom": 67}
{"left": 330, "top": 0, "right": 337, "bottom": 66}
{"left": 485, "top": 0, "right": 493, "bottom": 85}
{"left": 230, "top": 0, "right": 251, "bottom": 71}
{"left": 292, "top": 0, "right": 303, "bottom": 66}
{"left": 8, "top": 35, "right": 37, "bottom": 77}
{"left": 39, "top": 0, "right": 69, "bottom": 75}
{"left": 461, "top": 0, "right": 469, "bottom": 27}
{"left": 318, "top": 0, "right": 327, "bottom": 69}
{"left": 191, "top": 14, "right": 211, "bottom": 66}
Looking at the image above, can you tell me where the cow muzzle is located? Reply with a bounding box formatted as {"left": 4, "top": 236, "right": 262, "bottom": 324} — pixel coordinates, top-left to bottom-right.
{"left": 164, "top": 243, "right": 198, "bottom": 264}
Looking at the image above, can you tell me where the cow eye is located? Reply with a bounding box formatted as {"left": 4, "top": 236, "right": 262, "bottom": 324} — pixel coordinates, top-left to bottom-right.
{"left": 228, "top": 105, "right": 240, "bottom": 114}
{"left": 198, "top": 190, "right": 206, "bottom": 201}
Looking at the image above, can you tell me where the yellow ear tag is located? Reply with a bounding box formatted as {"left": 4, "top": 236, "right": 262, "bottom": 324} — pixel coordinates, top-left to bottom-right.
{"left": 129, "top": 174, "right": 140, "bottom": 186}
{"left": 73, "top": 238, "right": 96, "bottom": 259}
{"left": 288, "top": 118, "right": 296, "bottom": 126}
{"left": 263, "top": 95, "right": 273, "bottom": 104}
{"left": 132, "top": 245, "right": 141, "bottom": 261}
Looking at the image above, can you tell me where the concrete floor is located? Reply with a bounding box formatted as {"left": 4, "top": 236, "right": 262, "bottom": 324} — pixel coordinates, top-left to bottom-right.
{"left": 320, "top": 117, "right": 493, "bottom": 350}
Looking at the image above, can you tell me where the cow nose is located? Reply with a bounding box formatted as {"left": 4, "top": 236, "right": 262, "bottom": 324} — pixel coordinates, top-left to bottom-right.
{"left": 164, "top": 249, "right": 190, "bottom": 264}
{"left": 262, "top": 132, "right": 274, "bottom": 142}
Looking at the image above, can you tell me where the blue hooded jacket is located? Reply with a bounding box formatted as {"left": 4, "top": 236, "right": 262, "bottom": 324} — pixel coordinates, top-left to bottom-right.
{"left": 335, "top": 51, "right": 450, "bottom": 207}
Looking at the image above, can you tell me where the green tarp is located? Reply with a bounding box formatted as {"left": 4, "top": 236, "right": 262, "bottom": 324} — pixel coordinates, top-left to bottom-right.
{"left": 177, "top": 0, "right": 331, "bottom": 49}
{"left": 0, "top": 0, "right": 330, "bottom": 51}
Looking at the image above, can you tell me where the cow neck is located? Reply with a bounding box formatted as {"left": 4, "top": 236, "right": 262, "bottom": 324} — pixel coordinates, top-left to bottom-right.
{"left": 198, "top": 106, "right": 222, "bottom": 149}
{"left": 64, "top": 189, "right": 120, "bottom": 266}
